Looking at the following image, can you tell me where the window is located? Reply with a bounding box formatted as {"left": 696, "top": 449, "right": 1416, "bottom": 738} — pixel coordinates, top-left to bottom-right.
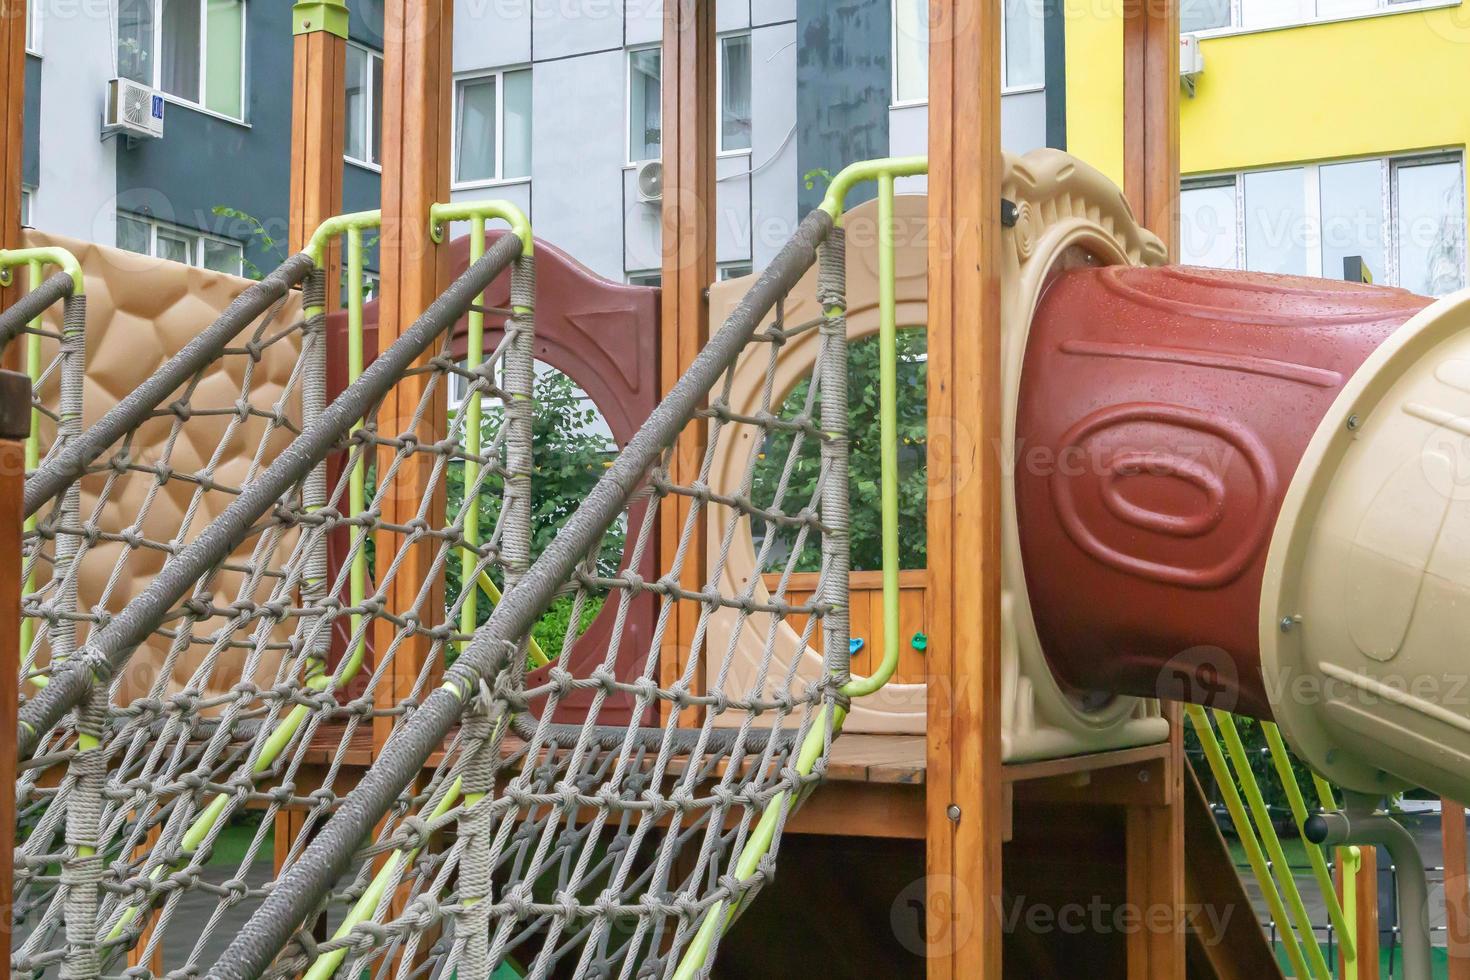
{"left": 1003, "top": 0, "right": 1045, "bottom": 89}
{"left": 345, "top": 44, "right": 384, "bottom": 168}
{"left": 627, "top": 47, "right": 661, "bottom": 164}
{"left": 117, "top": 0, "right": 246, "bottom": 120}
{"left": 1179, "top": 152, "right": 1466, "bottom": 295}
{"left": 718, "top": 33, "right": 751, "bottom": 154}
{"left": 20, "top": 187, "right": 34, "bottom": 227}
{"left": 627, "top": 270, "right": 661, "bottom": 287}
{"left": 454, "top": 68, "right": 532, "bottom": 186}
{"left": 718, "top": 262, "right": 753, "bottom": 281}
{"left": 25, "top": 1, "right": 40, "bottom": 54}
{"left": 1182, "top": 0, "right": 1432, "bottom": 35}
{"left": 892, "top": 0, "right": 928, "bottom": 104}
{"left": 117, "top": 212, "right": 245, "bottom": 275}
{"left": 891, "top": 0, "right": 1046, "bottom": 104}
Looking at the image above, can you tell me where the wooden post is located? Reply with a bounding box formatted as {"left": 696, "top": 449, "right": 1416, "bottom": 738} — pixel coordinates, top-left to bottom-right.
{"left": 373, "top": 0, "right": 453, "bottom": 754}
{"left": 288, "top": 0, "right": 349, "bottom": 285}
{"left": 925, "top": 0, "right": 1004, "bottom": 975}
{"left": 1444, "top": 801, "right": 1470, "bottom": 979}
{"left": 1120, "top": 2, "right": 1186, "bottom": 973}
{"left": 0, "top": 371, "right": 26, "bottom": 968}
{"left": 657, "top": 0, "right": 715, "bottom": 723}
{"left": 1, "top": 0, "right": 26, "bottom": 342}
{"left": 1122, "top": 0, "right": 1181, "bottom": 257}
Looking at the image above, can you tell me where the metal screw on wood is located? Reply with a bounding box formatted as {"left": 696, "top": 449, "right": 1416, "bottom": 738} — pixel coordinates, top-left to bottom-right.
{"left": 947, "top": 804, "right": 961, "bottom": 823}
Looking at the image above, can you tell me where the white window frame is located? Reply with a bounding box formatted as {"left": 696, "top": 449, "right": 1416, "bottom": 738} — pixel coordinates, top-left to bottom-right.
{"left": 1181, "top": 150, "right": 1467, "bottom": 291}
{"left": 127, "top": 0, "right": 250, "bottom": 124}
{"left": 118, "top": 212, "right": 246, "bottom": 275}
{"left": 451, "top": 66, "right": 533, "bottom": 190}
{"left": 344, "top": 41, "right": 383, "bottom": 171}
{"left": 716, "top": 31, "right": 752, "bottom": 158}
{"left": 626, "top": 270, "right": 661, "bottom": 287}
{"left": 25, "top": 1, "right": 40, "bottom": 56}
{"left": 1184, "top": 0, "right": 1456, "bottom": 40}
{"left": 20, "top": 187, "right": 34, "bottom": 227}
{"left": 625, "top": 44, "right": 662, "bottom": 166}
{"left": 717, "top": 261, "right": 753, "bottom": 281}
{"left": 890, "top": 0, "right": 1046, "bottom": 109}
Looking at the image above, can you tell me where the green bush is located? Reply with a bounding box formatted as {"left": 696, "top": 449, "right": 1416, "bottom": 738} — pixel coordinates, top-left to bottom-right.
{"left": 752, "top": 328, "right": 928, "bottom": 572}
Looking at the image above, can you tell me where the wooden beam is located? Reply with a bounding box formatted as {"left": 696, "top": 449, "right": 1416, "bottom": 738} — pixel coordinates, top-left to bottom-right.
{"left": 0, "top": 370, "right": 28, "bottom": 968}
{"left": 1444, "top": 801, "right": 1470, "bottom": 979}
{"left": 374, "top": 0, "right": 453, "bottom": 754}
{"left": 1122, "top": 0, "right": 1181, "bottom": 255}
{"left": 288, "top": 0, "right": 349, "bottom": 290}
{"left": 1, "top": 0, "right": 27, "bottom": 338}
{"left": 926, "top": 0, "right": 1004, "bottom": 975}
{"left": 657, "top": 0, "right": 715, "bottom": 724}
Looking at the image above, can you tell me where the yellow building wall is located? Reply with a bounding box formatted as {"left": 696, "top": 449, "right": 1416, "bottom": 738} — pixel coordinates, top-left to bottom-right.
{"left": 1066, "top": 1, "right": 1470, "bottom": 182}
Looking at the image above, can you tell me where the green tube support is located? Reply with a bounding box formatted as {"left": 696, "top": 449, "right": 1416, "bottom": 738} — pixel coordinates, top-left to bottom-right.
{"left": 0, "top": 246, "right": 85, "bottom": 295}
{"left": 1187, "top": 706, "right": 1313, "bottom": 980}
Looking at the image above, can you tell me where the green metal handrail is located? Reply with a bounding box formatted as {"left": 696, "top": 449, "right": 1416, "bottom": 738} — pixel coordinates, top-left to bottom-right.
{"left": 674, "top": 155, "right": 928, "bottom": 980}
{"left": 1187, "top": 706, "right": 1359, "bottom": 978}
{"left": 302, "top": 201, "right": 534, "bottom": 980}
{"left": 3, "top": 247, "right": 84, "bottom": 684}
{"left": 97, "top": 211, "right": 390, "bottom": 949}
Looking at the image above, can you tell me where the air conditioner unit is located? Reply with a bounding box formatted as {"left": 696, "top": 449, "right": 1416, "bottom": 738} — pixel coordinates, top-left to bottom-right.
{"left": 636, "top": 160, "right": 663, "bottom": 204}
{"left": 1179, "top": 35, "right": 1204, "bottom": 96}
{"left": 104, "top": 77, "right": 165, "bottom": 140}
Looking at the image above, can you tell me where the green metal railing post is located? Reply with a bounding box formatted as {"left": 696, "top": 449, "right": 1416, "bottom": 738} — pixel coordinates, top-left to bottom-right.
{"left": 301, "top": 201, "right": 534, "bottom": 980}
{"left": 0, "top": 247, "right": 84, "bottom": 674}
{"left": 98, "top": 212, "right": 386, "bottom": 948}
{"left": 673, "top": 156, "right": 927, "bottom": 980}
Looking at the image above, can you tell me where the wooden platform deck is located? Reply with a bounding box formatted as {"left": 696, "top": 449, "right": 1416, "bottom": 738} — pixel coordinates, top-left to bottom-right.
{"left": 300, "top": 725, "right": 1174, "bottom": 843}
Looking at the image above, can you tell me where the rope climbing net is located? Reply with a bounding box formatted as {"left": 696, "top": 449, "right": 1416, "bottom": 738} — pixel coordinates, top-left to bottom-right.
{"left": 12, "top": 250, "right": 321, "bottom": 977}
{"left": 16, "top": 198, "right": 869, "bottom": 980}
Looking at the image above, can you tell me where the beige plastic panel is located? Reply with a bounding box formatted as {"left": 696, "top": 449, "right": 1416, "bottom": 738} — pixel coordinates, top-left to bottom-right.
{"left": 1261, "top": 288, "right": 1470, "bottom": 803}
{"left": 704, "top": 149, "right": 1173, "bottom": 759}
{"left": 23, "top": 229, "right": 305, "bottom": 707}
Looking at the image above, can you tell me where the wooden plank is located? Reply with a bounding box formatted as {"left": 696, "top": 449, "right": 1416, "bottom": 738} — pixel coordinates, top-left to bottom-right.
{"left": 373, "top": 0, "right": 453, "bottom": 755}
{"left": 926, "top": 0, "right": 1004, "bottom": 974}
{"left": 1445, "top": 801, "right": 1470, "bottom": 979}
{"left": 783, "top": 781, "right": 925, "bottom": 839}
{"left": 0, "top": 0, "right": 26, "bottom": 349}
{"left": 0, "top": 433, "right": 22, "bottom": 967}
{"left": 288, "top": 26, "right": 347, "bottom": 295}
{"left": 657, "top": 0, "right": 715, "bottom": 726}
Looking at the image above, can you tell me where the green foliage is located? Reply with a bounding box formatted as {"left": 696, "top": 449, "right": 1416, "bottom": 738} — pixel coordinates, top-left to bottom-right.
{"left": 752, "top": 329, "right": 928, "bottom": 573}
{"left": 531, "top": 594, "right": 606, "bottom": 662}
{"left": 444, "top": 368, "right": 623, "bottom": 647}
{"left": 211, "top": 205, "right": 285, "bottom": 280}
{"left": 803, "top": 168, "right": 833, "bottom": 192}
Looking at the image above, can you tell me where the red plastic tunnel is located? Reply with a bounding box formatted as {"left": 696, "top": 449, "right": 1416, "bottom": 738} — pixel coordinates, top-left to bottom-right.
{"left": 1015, "top": 264, "right": 1430, "bottom": 719}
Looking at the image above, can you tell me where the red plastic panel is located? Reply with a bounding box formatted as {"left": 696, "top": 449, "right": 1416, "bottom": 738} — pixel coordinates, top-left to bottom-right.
{"left": 325, "top": 232, "right": 661, "bottom": 724}
{"left": 1015, "top": 264, "right": 1429, "bottom": 718}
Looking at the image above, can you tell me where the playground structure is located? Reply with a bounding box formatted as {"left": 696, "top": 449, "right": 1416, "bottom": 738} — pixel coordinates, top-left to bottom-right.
{"left": 4, "top": 1, "right": 1470, "bottom": 978}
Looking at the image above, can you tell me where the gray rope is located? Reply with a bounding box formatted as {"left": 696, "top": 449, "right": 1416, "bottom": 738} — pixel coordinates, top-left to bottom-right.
{"left": 816, "top": 229, "right": 851, "bottom": 684}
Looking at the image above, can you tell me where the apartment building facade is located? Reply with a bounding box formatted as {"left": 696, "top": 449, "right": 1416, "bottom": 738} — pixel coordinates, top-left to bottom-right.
{"left": 20, "top": 0, "right": 1065, "bottom": 284}
{"left": 1067, "top": 0, "right": 1469, "bottom": 296}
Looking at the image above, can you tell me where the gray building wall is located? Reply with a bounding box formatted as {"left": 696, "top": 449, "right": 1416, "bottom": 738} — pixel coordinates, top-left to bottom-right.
{"left": 23, "top": 0, "right": 382, "bottom": 273}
